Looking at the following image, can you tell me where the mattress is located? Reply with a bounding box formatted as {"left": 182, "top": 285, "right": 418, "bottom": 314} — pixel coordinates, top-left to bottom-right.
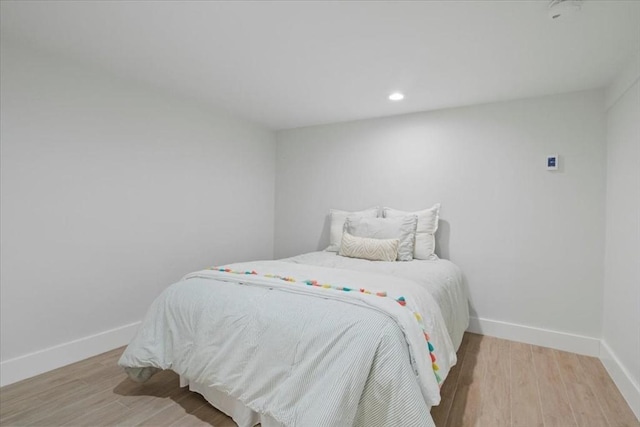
{"left": 119, "top": 252, "right": 469, "bottom": 427}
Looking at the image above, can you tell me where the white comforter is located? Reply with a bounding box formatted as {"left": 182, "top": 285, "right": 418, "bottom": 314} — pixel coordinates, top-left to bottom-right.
{"left": 284, "top": 252, "right": 469, "bottom": 352}
{"left": 119, "top": 257, "right": 460, "bottom": 427}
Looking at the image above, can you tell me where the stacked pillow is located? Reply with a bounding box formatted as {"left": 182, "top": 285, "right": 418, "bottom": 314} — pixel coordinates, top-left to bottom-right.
{"left": 383, "top": 204, "right": 440, "bottom": 260}
{"left": 326, "top": 204, "right": 440, "bottom": 262}
{"left": 326, "top": 207, "right": 378, "bottom": 252}
{"left": 343, "top": 216, "right": 417, "bottom": 261}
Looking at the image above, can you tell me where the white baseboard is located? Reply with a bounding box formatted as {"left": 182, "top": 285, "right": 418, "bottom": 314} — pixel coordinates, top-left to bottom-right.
{"left": 0, "top": 321, "right": 141, "bottom": 387}
{"left": 467, "top": 316, "right": 601, "bottom": 356}
{"left": 3, "top": 316, "right": 636, "bottom": 421}
{"left": 600, "top": 340, "right": 640, "bottom": 419}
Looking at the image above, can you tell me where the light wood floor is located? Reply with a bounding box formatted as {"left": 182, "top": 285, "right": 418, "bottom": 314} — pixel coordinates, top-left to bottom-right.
{"left": 1, "top": 333, "right": 638, "bottom": 427}
{"left": 431, "top": 333, "right": 638, "bottom": 427}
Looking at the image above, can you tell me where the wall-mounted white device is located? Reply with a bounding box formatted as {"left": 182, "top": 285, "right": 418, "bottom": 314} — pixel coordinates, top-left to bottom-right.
{"left": 547, "top": 154, "right": 559, "bottom": 171}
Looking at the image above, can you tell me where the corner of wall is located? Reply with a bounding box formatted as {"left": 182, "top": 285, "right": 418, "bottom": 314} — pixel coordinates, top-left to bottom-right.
{"left": 600, "top": 49, "right": 640, "bottom": 423}
{"left": 605, "top": 51, "right": 640, "bottom": 111}
{"left": 600, "top": 340, "right": 640, "bottom": 419}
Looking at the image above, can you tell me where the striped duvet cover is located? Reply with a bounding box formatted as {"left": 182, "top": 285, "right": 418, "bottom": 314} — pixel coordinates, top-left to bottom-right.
{"left": 119, "top": 258, "right": 458, "bottom": 426}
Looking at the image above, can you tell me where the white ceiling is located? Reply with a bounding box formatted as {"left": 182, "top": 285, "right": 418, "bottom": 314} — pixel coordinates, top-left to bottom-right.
{"left": 1, "top": 1, "right": 639, "bottom": 130}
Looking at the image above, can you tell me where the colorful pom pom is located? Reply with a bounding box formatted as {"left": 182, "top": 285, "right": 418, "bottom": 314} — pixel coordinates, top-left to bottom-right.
{"left": 211, "top": 266, "right": 438, "bottom": 382}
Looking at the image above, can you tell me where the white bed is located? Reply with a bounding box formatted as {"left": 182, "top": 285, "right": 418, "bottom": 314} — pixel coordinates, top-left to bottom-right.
{"left": 119, "top": 251, "right": 469, "bottom": 427}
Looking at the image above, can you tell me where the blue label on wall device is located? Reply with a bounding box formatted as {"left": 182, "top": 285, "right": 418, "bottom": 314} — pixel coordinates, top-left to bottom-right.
{"left": 548, "top": 157, "right": 556, "bottom": 167}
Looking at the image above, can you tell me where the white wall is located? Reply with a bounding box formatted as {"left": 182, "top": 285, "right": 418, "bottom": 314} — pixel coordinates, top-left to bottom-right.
{"left": 601, "top": 54, "right": 640, "bottom": 417}
{"left": 0, "top": 41, "right": 276, "bottom": 384}
{"left": 275, "top": 90, "right": 606, "bottom": 348}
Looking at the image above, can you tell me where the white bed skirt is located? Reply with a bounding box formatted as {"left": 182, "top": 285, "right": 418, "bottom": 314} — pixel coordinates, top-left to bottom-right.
{"left": 181, "top": 376, "right": 284, "bottom": 427}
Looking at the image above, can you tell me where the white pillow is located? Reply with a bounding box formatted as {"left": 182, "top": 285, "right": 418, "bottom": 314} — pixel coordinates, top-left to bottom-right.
{"left": 344, "top": 216, "right": 417, "bottom": 261}
{"left": 383, "top": 204, "right": 440, "bottom": 260}
{"left": 326, "top": 207, "right": 378, "bottom": 252}
{"left": 338, "top": 232, "right": 399, "bottom": 262}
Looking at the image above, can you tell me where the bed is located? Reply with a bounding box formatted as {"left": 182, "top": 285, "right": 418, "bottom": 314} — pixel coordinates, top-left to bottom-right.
{"left": 118, "top": 250, "right": 468, "bottom": 427}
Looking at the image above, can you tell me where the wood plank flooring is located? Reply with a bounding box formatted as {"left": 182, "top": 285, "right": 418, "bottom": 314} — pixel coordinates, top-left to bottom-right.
{"left": 1, "top": 333, "right": 637, "bottom": 426}
{"left": 432, "top": 334, "right": 639, "bottom": 427}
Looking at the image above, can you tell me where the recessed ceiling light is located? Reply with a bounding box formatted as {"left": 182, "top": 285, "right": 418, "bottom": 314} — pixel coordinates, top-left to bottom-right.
{"left": 389, "top": 92, "right": 404, "bottom": 101}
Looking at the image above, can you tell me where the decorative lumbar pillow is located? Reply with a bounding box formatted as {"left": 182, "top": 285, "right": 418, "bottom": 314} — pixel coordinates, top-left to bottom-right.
{"left": 383, "top": 204, "right": 440, "bottom": 260}
{"left": 344, "top": 215, "right": 418, "bottom": 261}
{"left": 339, "top": 232, "right": 399, "bottom": 262}
{"left": 326, "top": 207, "right": 379, "bottom": 252}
